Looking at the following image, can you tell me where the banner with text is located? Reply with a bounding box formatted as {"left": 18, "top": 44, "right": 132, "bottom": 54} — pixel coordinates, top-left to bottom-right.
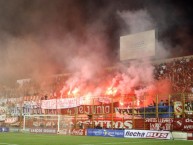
{"left": 70, "top": 129, "right": 86, "bottom": 136}
{"left": 41, "top": 98, "right": 84, "bottom": 109}
{"left": 124, "top": 129, "right": 171, "bottom": 139}
{"left": 30, "top": 128, "right": 57, "bottom": 134}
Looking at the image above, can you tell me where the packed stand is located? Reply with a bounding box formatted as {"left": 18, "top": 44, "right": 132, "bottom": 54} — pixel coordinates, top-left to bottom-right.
{"left": 154, "top": 56, "right": 193, "bottom": 93}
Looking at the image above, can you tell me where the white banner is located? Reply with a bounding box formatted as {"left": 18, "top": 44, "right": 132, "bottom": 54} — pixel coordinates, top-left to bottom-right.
{"left": 5, "top": 117, "right": 18, "bottom": 124}
{"left": 172, "top": 131, "right": 187, "bottom": 140}
{"left": 41, "top": 97, "right": 84, "bottom": 109}
{"left": 124, "top": 129, "right": 171, "bottom": 139}
{"left": 0, "top": 115, "right": 6, "bottom": 121}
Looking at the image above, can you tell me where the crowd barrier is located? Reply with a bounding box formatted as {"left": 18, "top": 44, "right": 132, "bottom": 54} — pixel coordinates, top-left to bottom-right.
{"left": 139, "top": 106, "right": 174, "bottom": 118}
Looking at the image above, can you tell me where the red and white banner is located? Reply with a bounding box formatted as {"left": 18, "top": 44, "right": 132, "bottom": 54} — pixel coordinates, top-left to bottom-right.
{"left": 76, "top": 118, "right": 132, "bottom": 129}
{"left": 124, "top": 129, "right": 171, "bottom": 139}
{"left": 173, "top": 118, "right": 193, "bottom": 131}
{"left": 145, "top": 118, "right": 173, "bottom": 131}
{"left": 61, "top": 104, "right": 113, "bottom": 115}
{"left": 144, "top": 118, "right": 193, "bottom": 131}
{"left": 174, "top": 101, "right": 183, "bottom": 116}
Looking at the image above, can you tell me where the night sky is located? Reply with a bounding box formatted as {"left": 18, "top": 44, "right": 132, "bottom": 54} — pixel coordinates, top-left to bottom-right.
{"left": 0, "top": 0, "right": 193, "bottom": 86}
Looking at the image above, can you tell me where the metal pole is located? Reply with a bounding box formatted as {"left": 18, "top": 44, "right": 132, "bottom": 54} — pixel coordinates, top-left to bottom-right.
{"left": 111, "top": 97, "right": 114, "bottom": 129}
{"left": 57, "top": 115, "right": 60, "bottom": 133}
{"left": 23, "top": 115, "right": 26, "bottom": 131}
{"left": 156, "top": 95, "right": 158, "bottom": 118}
{"left": 132, "top": 96, "right": 134, "bottom": 129}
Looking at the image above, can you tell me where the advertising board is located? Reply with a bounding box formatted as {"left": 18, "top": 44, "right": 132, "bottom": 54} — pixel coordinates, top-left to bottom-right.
{"left": 87, "top": 129, "right": 124, "bottom": 138}
{"left": 187, "top": 132, "right": 193, "bottom": 140}
{"left": 124, "top": 129, "right": 171, "bottom": 139}
{"left": 30, "top": 128, "right": 57, "bottom": 134}
{"left": 0, "top": 127, "right": 9, "bottom": 132}
{"left": 70, "top": 129, "right": 86, "bottom": 136}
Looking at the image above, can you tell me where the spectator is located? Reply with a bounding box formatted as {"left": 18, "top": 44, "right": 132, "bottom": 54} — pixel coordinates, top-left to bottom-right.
{"left": 164, "top": 100, "right": 169, "bottom": 106}
{"left": 159, "top": 100, "right": 164, "bottom": 106}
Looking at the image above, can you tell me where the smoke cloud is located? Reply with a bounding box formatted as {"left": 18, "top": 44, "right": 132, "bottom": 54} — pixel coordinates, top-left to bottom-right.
{"left": 0, "top": 0, "right": 191, "bottom": 100}
{"left": 113, "top": 9, "right": 172, "bottom": 98}
{"left": 117, "top": 9, "right": 155, "bottom": 34}
{"left": 0, "top": 0, "right": 113, "bottom": 86}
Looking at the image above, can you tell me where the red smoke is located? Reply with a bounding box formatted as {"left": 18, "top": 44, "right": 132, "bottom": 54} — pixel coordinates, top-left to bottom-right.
{"left": 57, "top": 59, "right": 173, "bottom": 107}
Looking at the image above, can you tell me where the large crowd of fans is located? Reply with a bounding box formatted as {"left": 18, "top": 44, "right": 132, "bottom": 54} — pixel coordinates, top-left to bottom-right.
{"left": 0, "top": 55, "right": 193, "bottom": 100}
{"left": 154, "top": 56, "right": 193, "bottom": 93}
